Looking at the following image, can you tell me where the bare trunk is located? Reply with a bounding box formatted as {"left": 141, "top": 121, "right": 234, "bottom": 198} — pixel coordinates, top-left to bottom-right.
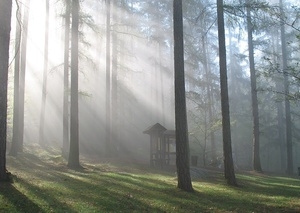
{"left": 19, "top": 0, "right": 31, "bottom": 152}
{"left": 159, "top": 42, "right": 166, "bottom": 125}
{"left": 247, "top": 1, "right": 262, "bottom": 172}
{"left": 202, "top": 36, "right": 216, "bottom": 164}
{"left": 273, "top": 31, "right": 286, "bottom": 173}
{"left": 111, "top": 0, "right": 119, "bottom": 155}
{"left": 63, "top": 0, "right": 71, "bottom": 159}
{"left": 68, "top": 0, "right": 80, "bottom": 168}
{"left": 10, "top": 2, "right": 22, "bottom": 156}
{"left": 39, "top": 0, "right": 50, "bottom": 146}
{"left": 0, "top": 0, "right": 12, "bottom": 181}
{"left": 217, "top": 0, "right": 237, "bottom": 186}
{"left": 105, "top": 0, "right": 112, "bottom": 157}
{"left": 279, "top": 0, "right": 293, "bottom": 175}
{"left": 173, "top": 0, "right": 193, "bottom": 192}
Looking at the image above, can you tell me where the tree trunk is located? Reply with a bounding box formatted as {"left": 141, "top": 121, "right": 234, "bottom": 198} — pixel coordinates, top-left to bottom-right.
{"left": 202, "top": 34, "right": 216, "bottom": 164}
{"left": 247, "top": 1, "right": 262, "bottom": 172}
{"left": 159, "top": 42, "right": 165, "bottom": 125}
{"left": 39, "top": 0, "right": 50, "bottom": 146}
{"left": 273, "top": 31, "right": 286, "bottom": 173}
{"left": 10, "top": 2, "right": 22, "bottom": 156}
{"left": 68, "top": 0, "right": 80, "bottom": 168}
{"left": 63, "top": 0, "right": 71, "bottom": 159}
{"left": 173, "top": 0, "right": 193, "bottom": 192}
{"left": 280, "top": 0, "right": 293, "bottom": 175}
{"left": 19, "top": 0, "right": 30, "bottom": 152}
{"left": 216, "top": 0, "right": 237, "bottom": 186}
{"left": 0, "top": 0, "right": 12, "bottom": 181}
{"left": 111, "top": 0, "right": 119, "bottom": 155}
{"left": 277, "top": 92, "right": 285, "bottom": 171}
{"left": 105, "top": 0, "right": 112, "bottom": 157}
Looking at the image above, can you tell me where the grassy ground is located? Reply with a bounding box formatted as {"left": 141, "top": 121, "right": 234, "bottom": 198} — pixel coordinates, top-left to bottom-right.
{"left": 1, "top": 146, "right": 300, "bottom": 213}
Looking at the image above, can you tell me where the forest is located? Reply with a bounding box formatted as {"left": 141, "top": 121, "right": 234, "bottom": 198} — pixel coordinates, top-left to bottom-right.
{"left": 0, "top": 0, "right": 300, "bottom": 212}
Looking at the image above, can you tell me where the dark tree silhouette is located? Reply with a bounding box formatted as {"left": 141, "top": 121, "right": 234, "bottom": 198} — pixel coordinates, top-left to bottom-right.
{"left": 10, "top": 2, "right": 22, "bottom": 156}
{"left": 0, "top": 0, "right": 12, "bottom": 181}
{"left": 246, "top": 0, "right": 262, "bottom": 172}
{"left": 173, "top": 0, "right": 193, "bottom": 192}
{"left": 68, "top": 0, "right": 81, "bottom": 168}
{"left": 216, "top": 0, "right": 237, "bottom": 186}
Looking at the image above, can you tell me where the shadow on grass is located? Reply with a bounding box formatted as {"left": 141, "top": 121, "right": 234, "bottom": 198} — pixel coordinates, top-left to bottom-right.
{"left": 47, "top": 170, "right": 171, "bottom": 212}
{"left": 14, "top": 176, "right": 79, "bottom": 213}
{"left": 7, "top": 152, "right": 169, "bottom": 212}
{"left": 0, "top": 181, "right": 44, "bottom": 213}
{"left": 238, "top": 174, "right": 300, "bottom": 198}
{"left": 6, "top": 149, "right": 300, "bottom": 213}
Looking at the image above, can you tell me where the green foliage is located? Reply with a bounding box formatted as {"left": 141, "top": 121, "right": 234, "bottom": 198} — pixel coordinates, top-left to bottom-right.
{"left": 1, "top": 147, "right": 300, "bottom": 213}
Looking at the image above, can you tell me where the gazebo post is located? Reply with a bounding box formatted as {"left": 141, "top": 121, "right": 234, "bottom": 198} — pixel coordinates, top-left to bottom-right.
{"left": 150, "top": 134, "right": 153, "bottom": 166}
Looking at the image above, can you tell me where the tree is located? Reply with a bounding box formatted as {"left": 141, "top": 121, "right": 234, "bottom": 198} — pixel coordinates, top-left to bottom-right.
{"left": 201, "top": 13, "right": 217, "bottom": 165}
{"left": 63, "top": 0, "right": 71, "bottom": 159}
{"left": 10, "top": 1, "right": 22, "bottom": 156}
{"left": 246, "top": 0, "right": 262, "bottom": 172}
{"left": 111, "top": 0, "right": 120, "bottom": 155}
{"left": 10, "top": 0, "right": 30, "bottom": 155}
{"left": 68, "top": 0, "right": 80, "bottom": 168}
{"left": 173, "top": 0, "right": 193, "bottom": 192}
{"left": 0, "top": 0, "right": 13, "bottom": 181}
{"left": 18, "top": 0, "right": 30, "bottom": 152}
{"left": 39, "top": 0, "right": 50, "bottom": 146}
{"left": 279, "top": 0, "right": 293, "bottom": 175}
{"left": 105, "top": 0, "right": 112, "bottom": 157}
{"left": 216, "top": 0, "right": 237, "bottom": 186}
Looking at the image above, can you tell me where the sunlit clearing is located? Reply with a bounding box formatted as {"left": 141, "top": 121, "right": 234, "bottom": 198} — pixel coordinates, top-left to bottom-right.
{"left": 7, "top": 0, "right": 175, "bottom": 164}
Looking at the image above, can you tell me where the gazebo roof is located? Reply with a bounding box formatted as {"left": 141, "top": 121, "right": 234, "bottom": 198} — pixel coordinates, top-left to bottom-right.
{"left": 143, "top": 123, "right": 167, "bottom": 135}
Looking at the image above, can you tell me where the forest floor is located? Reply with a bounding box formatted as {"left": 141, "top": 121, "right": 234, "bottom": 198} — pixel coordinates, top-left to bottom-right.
{"left": 1, "top": 145, "right": 300, "bottom": 213}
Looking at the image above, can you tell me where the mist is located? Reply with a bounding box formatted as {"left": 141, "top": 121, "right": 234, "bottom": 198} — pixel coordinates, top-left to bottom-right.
{"left": 6, "top": 0, "right": 300, "bottom": 174}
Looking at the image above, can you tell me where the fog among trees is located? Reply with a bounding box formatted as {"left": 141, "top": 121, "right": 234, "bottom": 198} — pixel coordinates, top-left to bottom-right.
{"left": 2, "top": 0, "right": 300, "bottom": 184}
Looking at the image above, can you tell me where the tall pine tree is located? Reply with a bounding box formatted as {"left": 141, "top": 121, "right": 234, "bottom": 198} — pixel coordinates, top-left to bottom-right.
{"left": 0, "top": 0, "right": 13, "bottom": 181}
{"left": 173, "top": 0, "right": 193, "bottom": 192}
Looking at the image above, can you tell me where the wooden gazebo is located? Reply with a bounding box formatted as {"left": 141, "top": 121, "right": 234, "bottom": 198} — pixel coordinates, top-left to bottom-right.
{"left": 143, "top": 123, "right": 176, "bottom": 167}
{"left": 163, "top": 130, "right": 176, "bottom": 166}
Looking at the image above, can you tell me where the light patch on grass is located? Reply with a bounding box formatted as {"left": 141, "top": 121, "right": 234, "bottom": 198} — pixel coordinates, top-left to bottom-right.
{"left": 2, "top": 147, "right": 300, "bottom": 213}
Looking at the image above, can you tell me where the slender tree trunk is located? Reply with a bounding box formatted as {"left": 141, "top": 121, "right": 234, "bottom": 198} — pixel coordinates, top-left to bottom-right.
{"left": 63, "top": 0, "right": 71, "bottom": 159}
{"left": 277, "top": 93, "right": 285, "bottom": 171}
{"left": 19, "top": 0, "right": 30, "bottom": 152}
{"left": 68, "top": 0, "right": 80, "bottom": 168}
{"left": 159, "top": 42, "right": 166, "bottom": 125}
{"left": 228, "top": 28, "right": 239, "bottom": 168}
{"left": 173, "top": 0, "right": 193, "bottom": 192}
{"left": 0, "top": 0, "right": 12, "bottom": 181}
{"left": 105, "top": 0, "right": 112, "bottom": 157}
{"left": 216, "top": 0, "right": 237, "bottom": 186}
{"left": 202, "top": 36, "right": 216, "bottom": 164}
{"left": 111, "top": 0, "right": 119, "bottom": 155}
{"left": 10, "top": 2, "right": 22, "bottom": 156}
{"left": 155, "top": 45, "right": 160, "bottom": 121}
{"left": 39, "top": 0, "right": 50, "bottom": 146}
{"left": 279, "top": 0, "right": 293, "bottom": 175}
{"left": 273, "top": 31, "right": 286, "bottom": 173}
{"left": 247, "top": 1, "right": 262, "bottom": 172}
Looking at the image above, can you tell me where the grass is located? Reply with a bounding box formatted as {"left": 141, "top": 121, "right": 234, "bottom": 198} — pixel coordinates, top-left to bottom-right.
{"left": 1, "top": 146, "right": 300, "bottom": 213}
